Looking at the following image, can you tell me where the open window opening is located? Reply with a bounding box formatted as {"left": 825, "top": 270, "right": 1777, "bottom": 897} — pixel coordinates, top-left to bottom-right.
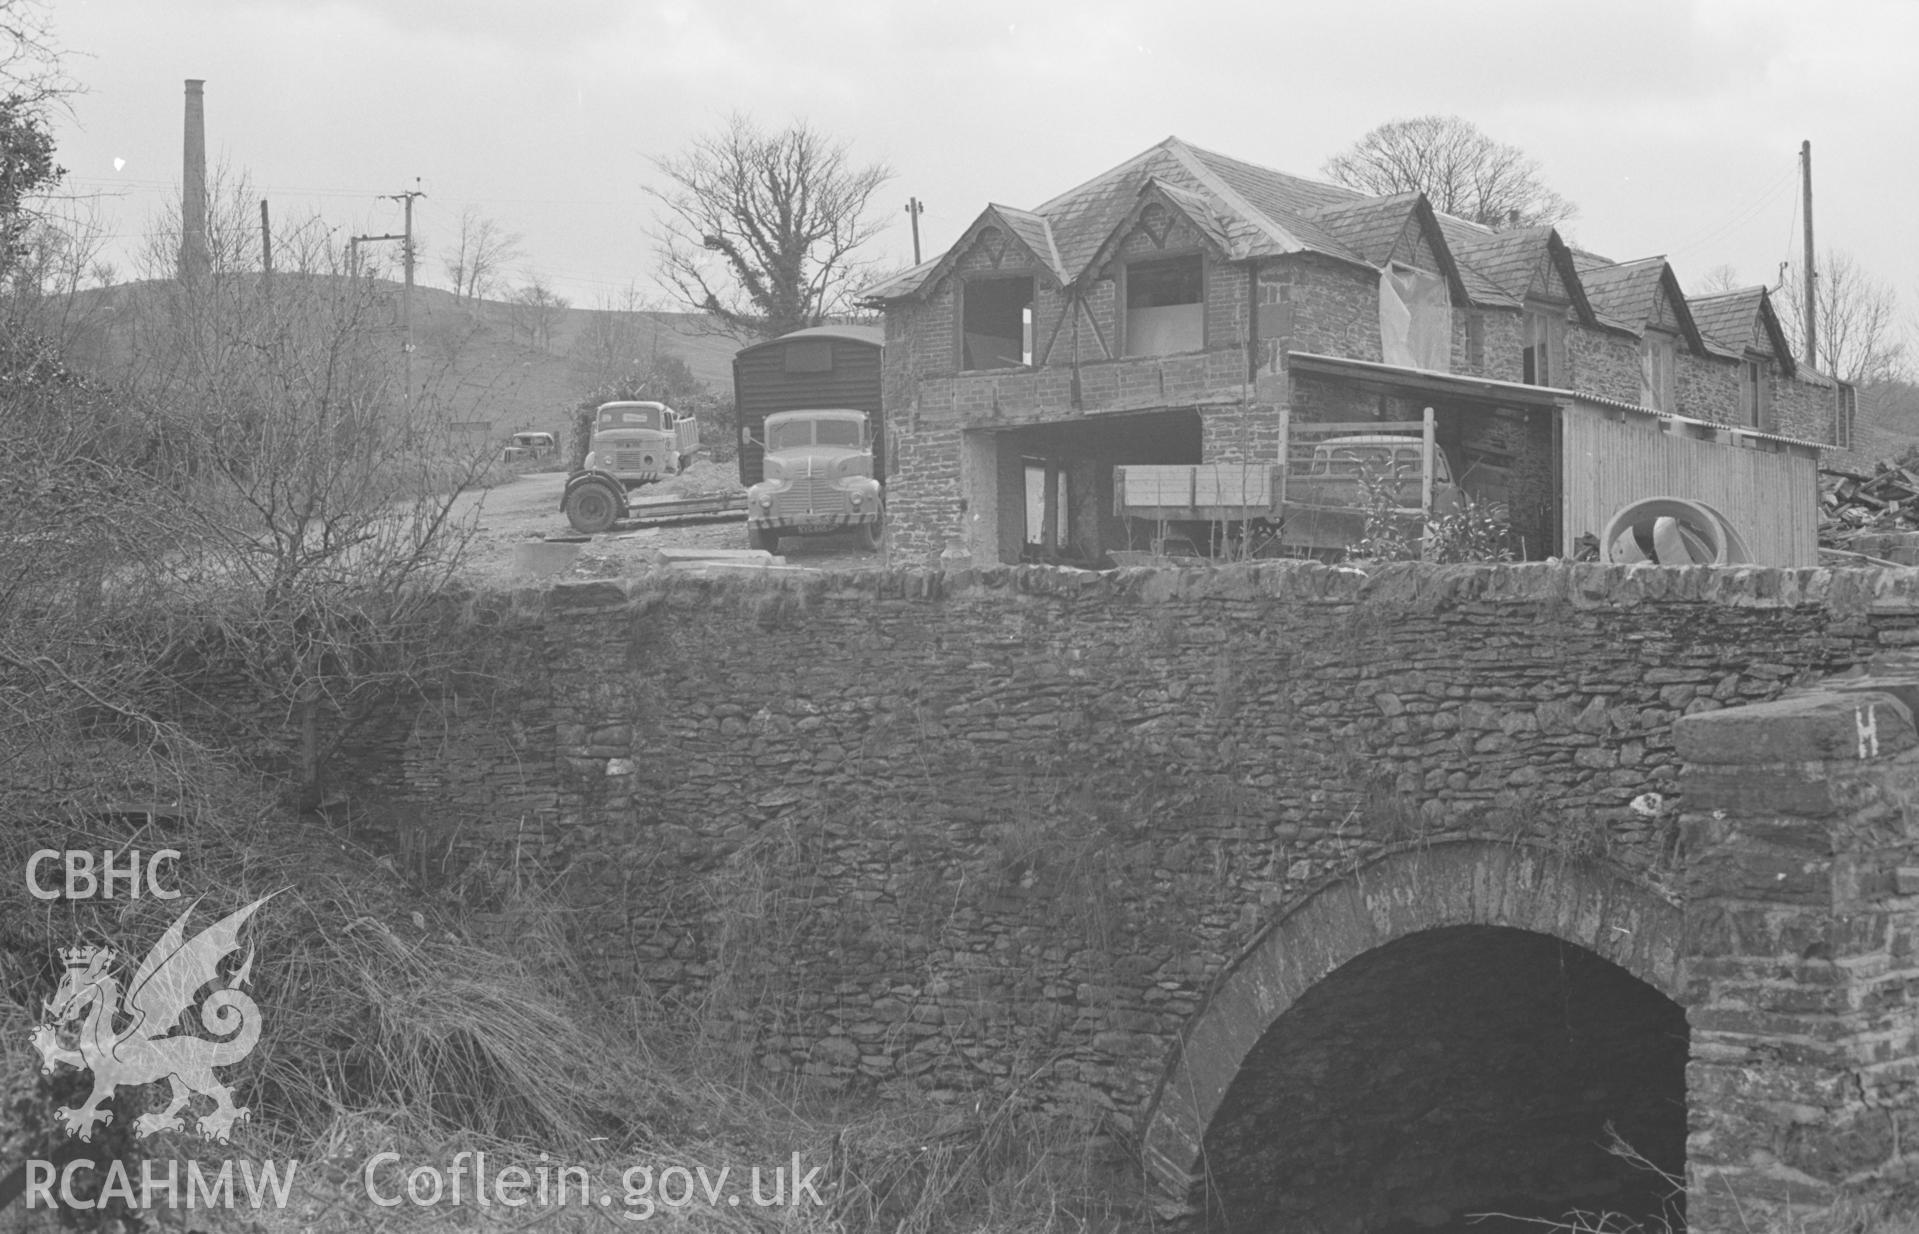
{"left": 1023, "top": 458, "right": 1069, "bottom": 554}
{"left": 962, "top": 276, "right": 1034, "bottom": 370}
{"left": 1125, "top": 254, "right": 1203, "bottom": 357}
{"left": 1640, "top": 332, "right": 1676, "bottom": 411}
{"left": 1741, "top": 359, "right": 1771, "bottom": 429}
{"left": 1523, "top": 309, "right": 1563, "bottom": 386}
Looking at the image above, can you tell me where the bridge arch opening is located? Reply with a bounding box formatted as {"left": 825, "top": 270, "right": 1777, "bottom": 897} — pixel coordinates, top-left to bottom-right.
{"left": 1142, "top": 841, "right": 1688, "bottom": 1233}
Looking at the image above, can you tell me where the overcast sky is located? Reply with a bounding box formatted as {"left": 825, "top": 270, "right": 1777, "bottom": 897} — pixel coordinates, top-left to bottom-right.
{"left": 44, "top": 0, "right": 1919, "bottom": 334}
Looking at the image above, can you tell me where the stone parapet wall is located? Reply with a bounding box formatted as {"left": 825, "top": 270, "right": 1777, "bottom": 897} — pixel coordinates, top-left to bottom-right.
{"left": 1675, "top": 681, "right": 1919, "bottom": 1221}
{"left": 385, "top": 563, "right": 1919, "bottom": 1136}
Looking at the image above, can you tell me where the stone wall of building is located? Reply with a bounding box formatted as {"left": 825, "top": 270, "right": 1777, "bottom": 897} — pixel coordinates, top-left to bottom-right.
{"left": 1773, "top": 365, "right": 1841, "bottom": 446}
{"left": 1678, "top": 351, "right": 1744, "bottom": 426}
{"left": 1567, "top": 325, "right": 1644, "bottom": 406}
{"left": 1255, "top": 255, "right": 1380, "bottom": 373}
{"left": 1451, "top": 307, "right": 1525, "bottom": 383}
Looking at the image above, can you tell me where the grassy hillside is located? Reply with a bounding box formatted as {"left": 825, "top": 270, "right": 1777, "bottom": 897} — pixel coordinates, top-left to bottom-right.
{"left": 46, "top": 276, "right": 747, "bottom": 447}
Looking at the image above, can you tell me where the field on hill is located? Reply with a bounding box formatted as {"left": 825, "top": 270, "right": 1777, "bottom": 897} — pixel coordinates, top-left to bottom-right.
{"left": 50, "top": 276, "right": 747, "bottom": 452}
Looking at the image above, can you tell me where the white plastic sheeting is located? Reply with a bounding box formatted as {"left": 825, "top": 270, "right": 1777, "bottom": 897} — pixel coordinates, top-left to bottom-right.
{"left": 1379, "top": 263, "right": 1452, "bottom": 372}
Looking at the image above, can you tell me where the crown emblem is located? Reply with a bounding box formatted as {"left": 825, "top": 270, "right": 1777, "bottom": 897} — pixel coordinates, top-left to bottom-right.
{"left": 59, "top": 945, "right": 111, "bottom": 969}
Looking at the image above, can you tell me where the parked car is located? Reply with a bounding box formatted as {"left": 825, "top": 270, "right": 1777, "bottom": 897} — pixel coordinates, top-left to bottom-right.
{"left": 1277, "top": 435, "right": 1464, "bottom": 552}
{"left": 501, "top": 431, "right": 557, "bottom": 463}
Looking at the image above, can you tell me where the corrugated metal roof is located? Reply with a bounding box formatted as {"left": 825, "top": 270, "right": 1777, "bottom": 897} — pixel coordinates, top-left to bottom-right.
{"left": 1287, "top": 350, "right": 1828, "bottom": 450}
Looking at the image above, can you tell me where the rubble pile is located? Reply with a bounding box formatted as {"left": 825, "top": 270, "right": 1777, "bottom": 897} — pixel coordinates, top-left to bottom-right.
{"left": 1820, "top": 468, "right": 1919, "bottom": 564}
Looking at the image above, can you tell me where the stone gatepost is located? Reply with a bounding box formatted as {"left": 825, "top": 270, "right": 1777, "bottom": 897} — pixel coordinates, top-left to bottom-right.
{"left": 1675, "top": 681, "right": 1919, "bottom": 1227}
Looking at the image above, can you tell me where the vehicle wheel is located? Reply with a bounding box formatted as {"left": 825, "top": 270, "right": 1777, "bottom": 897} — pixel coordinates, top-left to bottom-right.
{"left": 564, "top": 483, "right": 620, "bottom": 534}
{"left": 856, "top": 515, "right": 882, "bottom": 552}
{"left": 748, "top": 525, "right": 780, "bottom": 554}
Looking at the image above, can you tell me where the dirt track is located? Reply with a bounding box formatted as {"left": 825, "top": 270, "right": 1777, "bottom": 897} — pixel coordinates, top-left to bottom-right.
{"left": 454, "top": 469, "right": 889, "bottom": 589}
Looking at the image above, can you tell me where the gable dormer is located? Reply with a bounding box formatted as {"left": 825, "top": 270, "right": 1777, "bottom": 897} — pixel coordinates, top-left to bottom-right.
{"left": 1306, "top": 192, "right": 1470, "bottom": 308}
{"left": 920, "top": 206, "right": 1068, "bottom": 371}
{"left": 1079, "top": 181, "right": 1241, "bottom": 359}
{"left": 1579, "top": 257, "right": 1706, "bottom": 352}
{"left": 1447, "top": 226, "right": 1594, "bottom": 322}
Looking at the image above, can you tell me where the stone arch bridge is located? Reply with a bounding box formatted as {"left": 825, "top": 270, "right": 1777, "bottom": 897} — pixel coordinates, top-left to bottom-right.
{"left": 391, "top": 562, "right": 1919, "bottom": 1229}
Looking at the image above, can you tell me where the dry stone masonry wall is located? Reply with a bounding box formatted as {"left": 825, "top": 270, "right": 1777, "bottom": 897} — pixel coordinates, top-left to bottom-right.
{"left": 388, "top": 562, "right": 1919, "bottom": 1219}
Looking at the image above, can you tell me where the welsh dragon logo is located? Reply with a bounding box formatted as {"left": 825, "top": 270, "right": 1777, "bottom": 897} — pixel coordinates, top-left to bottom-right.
{"left": 29, "top": 895, "right": 274, "bottom": 1143}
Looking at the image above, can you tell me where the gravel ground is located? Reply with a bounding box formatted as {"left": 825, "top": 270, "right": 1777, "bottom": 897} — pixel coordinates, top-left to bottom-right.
{"left": 454, "top": 467, "right": 890, "bottom": 589}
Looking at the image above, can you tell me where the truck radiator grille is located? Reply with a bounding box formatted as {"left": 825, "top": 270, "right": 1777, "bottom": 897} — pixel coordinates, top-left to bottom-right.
{"left": 775, "top": 476, "right": 837, "bottom": 515}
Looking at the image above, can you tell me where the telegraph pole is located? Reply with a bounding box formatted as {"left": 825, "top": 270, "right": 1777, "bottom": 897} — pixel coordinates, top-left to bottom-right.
{"left": 905, "top": 197, "right": 924, "bottom": 265}
{"left": 1801, "top": 140, "right": 1817, "bottom": 370}
{"left": 260, "top": 199, "right": 272, "bottom": 284}
{"left": 383, "top": 185, "right": 426, "bottom": 374}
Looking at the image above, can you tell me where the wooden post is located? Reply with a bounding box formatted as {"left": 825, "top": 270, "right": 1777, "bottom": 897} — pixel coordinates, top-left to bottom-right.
{"left": 1801, "top": 140, "right": 1817, "bottom": 369}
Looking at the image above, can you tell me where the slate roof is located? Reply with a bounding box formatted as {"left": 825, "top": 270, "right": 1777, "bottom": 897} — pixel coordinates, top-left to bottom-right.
{"left": 859, "top": 135, "right": 1746, "bottom": 360}
{"left": 1573, "top": 255, "right": 1681, "bottom": 335}
{"left": 992, "top": 205, "right": 1066, "bottom": 283}
{"left": 1578, "top": 257, "right": 1667, "bottom": 329}
{"left": 1302, "top": 192, "right": 1424, "bottom": 265}
{"left": 1439, "top": 223, "right": 1561, "bottom": 304}
{"left": 1687, "top": 287, "right": 1770, "bottom": 354}
{"left": 1686, "top": 286, "right": 1796, "bottom": 372}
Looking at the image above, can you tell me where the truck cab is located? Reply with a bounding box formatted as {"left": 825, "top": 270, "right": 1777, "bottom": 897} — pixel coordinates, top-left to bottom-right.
{"left": 745, "top": 409, "right": 882, "bottom": 554}
{"left": 561, "top": 401, "right": 701, "bottom": 534}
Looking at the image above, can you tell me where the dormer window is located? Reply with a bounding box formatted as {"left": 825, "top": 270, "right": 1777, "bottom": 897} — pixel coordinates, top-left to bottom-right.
{"left": 1640, "top": 332, "right": 1676, "bottom": 412}
{"left": 1124, "top": 254, "right": 1204, "bottom": 357}
{"left": 960, "top": 275, "right": 1034, "bottom": 370}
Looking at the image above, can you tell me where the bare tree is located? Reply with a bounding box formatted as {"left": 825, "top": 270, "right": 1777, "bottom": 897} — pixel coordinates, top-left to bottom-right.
{"left": 441, "top": 205, "right": 523, "bottom": 303}
{"left": 0, "top": 0, "right": 74, "bottom": 111}
{"left": 143, "top": 240, "right": 488, "bottom": 807}
{"left": 569, "top": 284, "right": 679, "bottom": 390}
{"left": 1776, "top": 249, "right": 1909, "bottom": 385}
{"left": 507, "top": 272, "right": 570, "bottom": 351}
{"left": 1322, "top": 115, "right": 1576, "bottom": 231}
{"left": 8, "top": 185, "right": 495, "bottom": 810}
{"left": 1695, "top": 264, "right": 1744, "bottom": 295}
{"left": 649, "top": 113, "right": 894, "bottom": 339}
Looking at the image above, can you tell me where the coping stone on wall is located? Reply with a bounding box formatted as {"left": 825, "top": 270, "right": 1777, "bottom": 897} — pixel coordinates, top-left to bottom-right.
{"left": 486, "top": 562, "right": 1919, "bottom": 620}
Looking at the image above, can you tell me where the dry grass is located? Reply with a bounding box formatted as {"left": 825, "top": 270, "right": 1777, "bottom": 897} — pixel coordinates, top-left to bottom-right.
{"left": 0, "top": 752, "right": 1150, "bottom": 1234}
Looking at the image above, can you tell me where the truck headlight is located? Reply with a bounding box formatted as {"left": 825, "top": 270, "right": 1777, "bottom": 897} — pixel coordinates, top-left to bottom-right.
{"left": 759, "top": 495, "right": 773, "bottom": 509}
{"left": 850, "top": 493, "right": 863, "bottom": 507}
